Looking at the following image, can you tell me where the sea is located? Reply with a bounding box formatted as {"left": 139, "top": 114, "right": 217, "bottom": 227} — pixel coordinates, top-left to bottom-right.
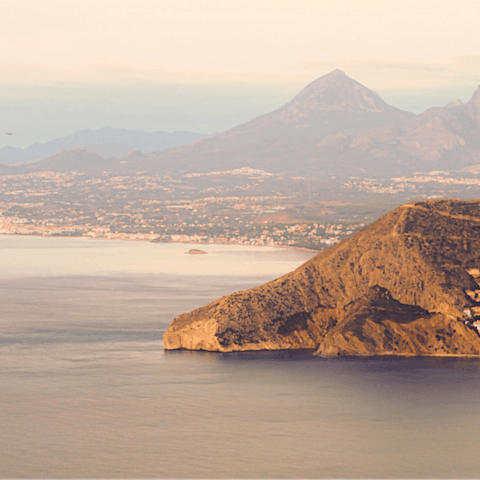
{"left": 1, "top": 235, "right": 480, "bottom": 479}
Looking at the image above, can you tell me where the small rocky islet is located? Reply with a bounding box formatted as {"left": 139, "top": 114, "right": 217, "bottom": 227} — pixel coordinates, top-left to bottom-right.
{"left": 164, "top": 199, "right": 480, "bottom": 357}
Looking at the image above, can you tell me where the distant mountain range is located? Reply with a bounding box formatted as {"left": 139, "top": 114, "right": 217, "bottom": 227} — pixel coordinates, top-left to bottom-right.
{"left": 0, "top": 127, "right": 210, "bottom": 165}
{"left": 150, "top": 69, "right": 416, "bottom": 175}
{"left": 149, "top": 69, "right": 480, "bottom": 176}
{"left": 4, "top": 70, "right": 480, "bottom": 176}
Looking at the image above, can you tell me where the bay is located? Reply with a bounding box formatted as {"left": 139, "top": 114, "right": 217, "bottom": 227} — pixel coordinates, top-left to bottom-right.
{"left": 1, "top": 235, "right": 480, "bottom": 478}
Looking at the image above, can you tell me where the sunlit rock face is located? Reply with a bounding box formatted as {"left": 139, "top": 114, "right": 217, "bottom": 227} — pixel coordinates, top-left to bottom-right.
{"left": 164, "top": 199, "right": 480, "bottom": 357}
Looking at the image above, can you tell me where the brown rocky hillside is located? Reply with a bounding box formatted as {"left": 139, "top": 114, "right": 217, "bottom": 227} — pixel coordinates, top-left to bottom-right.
{"left": 164, "top": 199, "right": 480, "bottom": 357}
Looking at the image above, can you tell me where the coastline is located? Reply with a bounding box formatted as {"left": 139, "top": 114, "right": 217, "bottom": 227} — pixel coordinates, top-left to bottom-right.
{"left": 0, "top": 233, "right": 316, "bottom": 279}
{"left": 0, "top": 230, "right": 321, "bottom": 253}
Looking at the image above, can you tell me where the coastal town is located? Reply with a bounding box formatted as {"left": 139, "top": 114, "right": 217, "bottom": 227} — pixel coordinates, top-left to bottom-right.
{"left": 0, "top": 168, "right": 479, "bottom": 250}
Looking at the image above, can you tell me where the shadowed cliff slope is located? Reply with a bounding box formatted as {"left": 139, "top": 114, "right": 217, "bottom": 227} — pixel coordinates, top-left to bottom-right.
{"left": 164, "top": 199, "right": 480, "bottom": 356}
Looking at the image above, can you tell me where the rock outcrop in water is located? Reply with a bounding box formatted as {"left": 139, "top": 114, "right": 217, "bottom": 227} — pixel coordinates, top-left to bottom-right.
{"left": 164, "top": 199, "right": 480, "bottom": 356}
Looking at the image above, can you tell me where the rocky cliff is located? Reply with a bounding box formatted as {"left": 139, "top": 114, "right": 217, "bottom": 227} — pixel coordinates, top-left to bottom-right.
{"left": 164, "top": 199, "right": 480, "bottom": 357}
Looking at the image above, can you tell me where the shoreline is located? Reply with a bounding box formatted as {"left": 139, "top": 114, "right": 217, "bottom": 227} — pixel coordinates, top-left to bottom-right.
{"left": 0, "top": 231, "right": 321, "bottom": 253}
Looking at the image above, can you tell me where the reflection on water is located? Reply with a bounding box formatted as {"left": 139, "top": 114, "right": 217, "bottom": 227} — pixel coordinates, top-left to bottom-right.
{"left": 172, "top": 347, "right": 480, "bottom": 370}
{"left": 1, "top": 237, "right": 480, "bottom": 478}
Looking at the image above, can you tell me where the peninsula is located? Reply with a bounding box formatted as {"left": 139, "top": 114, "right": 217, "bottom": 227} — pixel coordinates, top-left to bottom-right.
{"left": 164, "top": 199, "right": 480, "bottom": 357}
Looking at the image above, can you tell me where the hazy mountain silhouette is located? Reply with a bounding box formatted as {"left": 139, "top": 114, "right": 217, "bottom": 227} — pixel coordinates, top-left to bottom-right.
{"left": 14, "top": 147, "right": 119, "bottom": 173}
{"left": 0, "top": 127, "right": 210, "bottom": 165}
{"left": 345, "top": 86, "right": 480, "bottom": 172}
{"left": 148, "top": 69, "right": 415, "bottom": 175}
{"left": 9, "top": 71, "right": 480, "bottom": 176}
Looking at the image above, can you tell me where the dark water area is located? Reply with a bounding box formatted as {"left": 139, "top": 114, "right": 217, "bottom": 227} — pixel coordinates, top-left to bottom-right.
{"left": 2, "top": 239, "right": 480, "bottom": 478}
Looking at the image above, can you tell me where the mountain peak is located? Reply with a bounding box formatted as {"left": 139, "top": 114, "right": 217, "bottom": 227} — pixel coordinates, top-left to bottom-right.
{"left": 324, "top": 68, "right": 346, "bottom": 78}
{"left": 278, "top": 69, "right": 406, "bottom": 117}
{"left": 304, "top": 69, "right": 360, "bottom": 89}
{"left": 446, "top": 99, "right": 464, "bottom": 108}
{"left": 468, "top": 84, "right": 480, "bottom": 108}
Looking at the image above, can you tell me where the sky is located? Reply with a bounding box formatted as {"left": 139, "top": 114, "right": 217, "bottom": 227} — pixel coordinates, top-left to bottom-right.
{"left": 2, "top": 0, "right": 480, "bottom": 148}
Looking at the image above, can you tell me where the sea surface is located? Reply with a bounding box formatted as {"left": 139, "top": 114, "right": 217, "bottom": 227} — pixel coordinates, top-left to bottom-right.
{"left": 1, "top": 236, "right": 480, "bottom": 478}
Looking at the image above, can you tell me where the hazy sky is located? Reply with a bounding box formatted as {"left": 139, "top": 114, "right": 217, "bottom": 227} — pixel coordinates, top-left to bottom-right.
{"left": 2, "top": 0, "right": 480, "bottom": 147}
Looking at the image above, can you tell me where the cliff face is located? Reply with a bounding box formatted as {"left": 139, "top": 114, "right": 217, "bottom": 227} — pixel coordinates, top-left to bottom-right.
{"left": 163, "top": 199, "right": 480, "bottom": 357}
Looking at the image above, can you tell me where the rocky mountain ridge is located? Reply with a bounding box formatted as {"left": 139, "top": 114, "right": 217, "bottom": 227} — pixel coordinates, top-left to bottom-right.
{"left": 164, "top": 198, "right": 480, "bottom": 357}
{"left": 149, "top": 70, "right": 416, "bottom": 175}
{"left": 4, "top": 71, "right": 480, "bottom": 176}
{"left": 149, "top": 70, "right": 480, "bottom": 176}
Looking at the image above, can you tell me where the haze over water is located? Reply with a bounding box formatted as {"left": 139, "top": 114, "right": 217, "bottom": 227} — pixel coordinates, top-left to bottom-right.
{"left": 2, "top": 236, "right": 480, "bottom": 478}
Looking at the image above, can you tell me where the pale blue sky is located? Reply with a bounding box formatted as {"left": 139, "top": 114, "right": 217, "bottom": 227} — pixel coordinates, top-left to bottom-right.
{"left": 2, "top": 0, "right": 480, "bottom": 147}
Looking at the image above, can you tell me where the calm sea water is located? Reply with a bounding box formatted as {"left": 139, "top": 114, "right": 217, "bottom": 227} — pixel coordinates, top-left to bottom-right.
{"left": 1, "top": 236, "right": 480, "bottom": 479}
